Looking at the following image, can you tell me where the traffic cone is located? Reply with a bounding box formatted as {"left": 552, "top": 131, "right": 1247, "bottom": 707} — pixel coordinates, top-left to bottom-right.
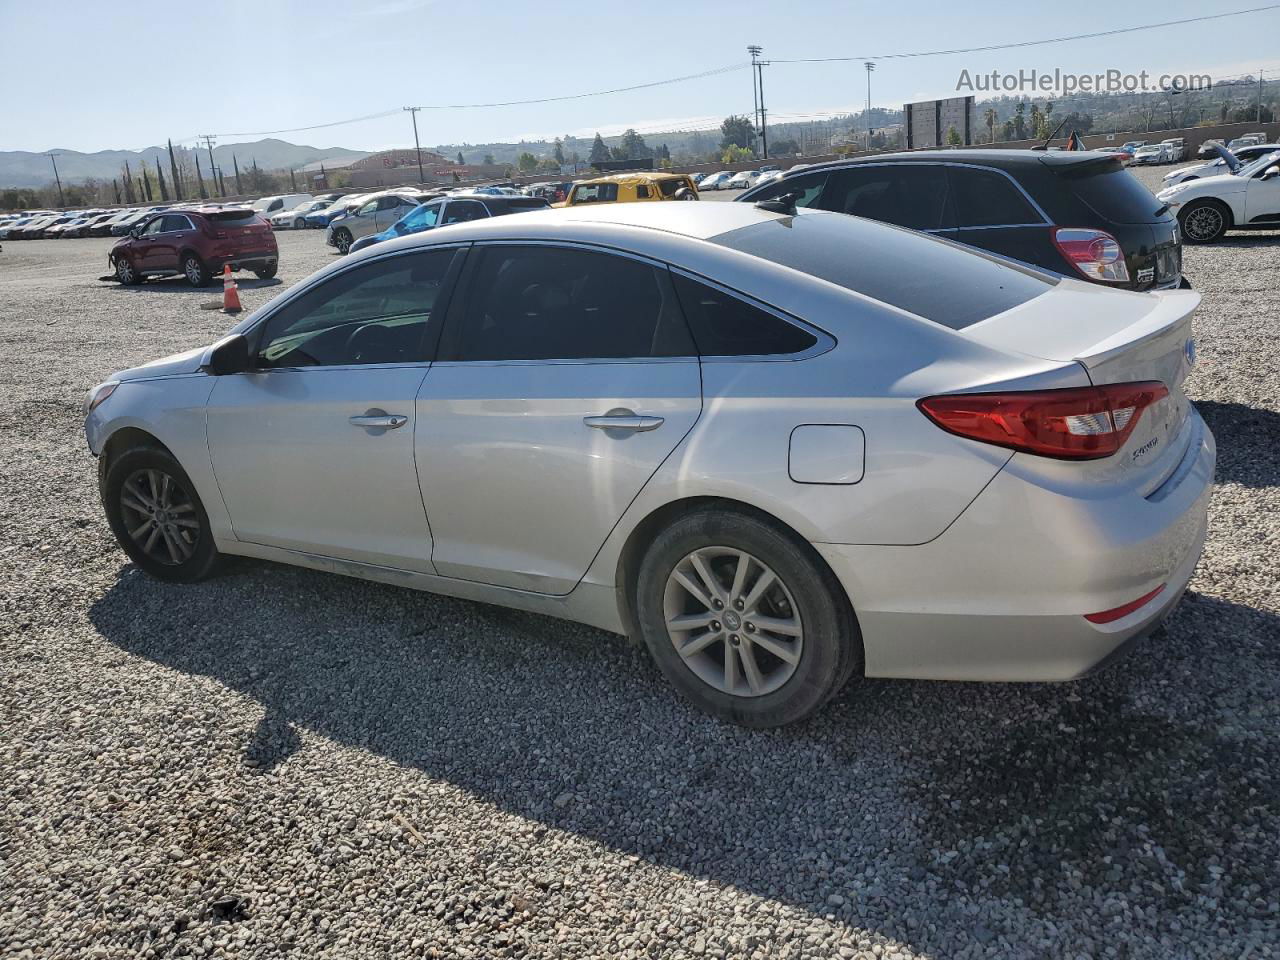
{"left": 222, "top": 264, "right": 242, "bottom": 313}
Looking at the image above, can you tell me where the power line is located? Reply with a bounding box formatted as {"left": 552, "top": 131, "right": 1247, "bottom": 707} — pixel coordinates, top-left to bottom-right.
{"left": 769, "top": 4, "right": 1280, "bottom": 63}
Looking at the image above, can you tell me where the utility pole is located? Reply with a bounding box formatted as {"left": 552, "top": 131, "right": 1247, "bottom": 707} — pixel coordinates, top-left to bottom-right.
{"left": 747, "top": 45, "right": 762, "bottom": 158}
{"left": 1259, "top": 69, "right": 1265, "bottom": 123}
{"left": 865, "top": 62, "right": 876, "bottom": 150}
{"left": 404, "top": 107, "right": 425, "bottom": 184}
{"left": 200, "top": 135, "right": 221, "bottom": 196}
{"left": 47, "top": 153, "right": 65, "bottom": 207}
{"left": 749, "top": 45, "right": 769, "bottom": 160}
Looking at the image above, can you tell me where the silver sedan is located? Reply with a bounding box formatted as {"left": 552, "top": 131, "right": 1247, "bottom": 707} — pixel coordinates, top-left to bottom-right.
{"left": 84, "top": 202, "right": 1214, "bottom": 726}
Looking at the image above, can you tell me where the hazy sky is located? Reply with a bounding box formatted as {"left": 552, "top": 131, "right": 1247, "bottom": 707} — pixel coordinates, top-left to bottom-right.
{"left": 2, "top": 0, "right": 1278, "bottom": 154}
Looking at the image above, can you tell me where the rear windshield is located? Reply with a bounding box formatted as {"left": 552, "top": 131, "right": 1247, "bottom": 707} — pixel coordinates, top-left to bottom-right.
{"left": 204, "top": 210, "right": 259, "bottom": 225}
{"left": 1065, "top": 166, "right": 1167, "bottom": 223}
{"left": 506, "top": 198, "right": 550, "bottom": 210}
{"left": 713, "top": 211, "right": 1054, "bottom": 330}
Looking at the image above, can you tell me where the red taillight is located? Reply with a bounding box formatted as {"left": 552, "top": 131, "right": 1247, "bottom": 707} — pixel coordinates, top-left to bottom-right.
{"left": 1084, "top": 585, "right": 1166, "bottom": 624}
{"left": 1051, "top": 227, "right": 1130, "bottom": 283}
{"left": 917, "top": 382, "right": 1169, "bottom": 460}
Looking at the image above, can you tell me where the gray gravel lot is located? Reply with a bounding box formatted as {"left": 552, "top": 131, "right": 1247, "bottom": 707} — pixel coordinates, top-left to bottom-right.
{"left": 2, "top": 170, "right": 1279, "bottom": 959}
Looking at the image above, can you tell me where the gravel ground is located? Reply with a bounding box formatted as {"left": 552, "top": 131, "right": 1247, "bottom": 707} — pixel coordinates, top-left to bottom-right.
{"left": 2, "top": 173, "right": 1279, "bottom": 959}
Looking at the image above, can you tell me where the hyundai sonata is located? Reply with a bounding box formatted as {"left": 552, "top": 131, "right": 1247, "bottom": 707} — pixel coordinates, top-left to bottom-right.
{"left": 84, "top": 202, "right": 1214, "bottom": 727}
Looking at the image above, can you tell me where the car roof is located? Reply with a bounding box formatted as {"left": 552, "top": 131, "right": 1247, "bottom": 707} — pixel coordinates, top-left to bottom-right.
{"left": 578, "top": 172, "right": 690, "bottom": 185}
{"left": 792, "top": 148, "right": 1120, "bottom": 172}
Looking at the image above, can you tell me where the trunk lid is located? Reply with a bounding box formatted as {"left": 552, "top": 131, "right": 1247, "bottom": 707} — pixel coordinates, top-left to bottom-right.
{"left": 964, "top": 282, "right": 1198, "bottom": 486}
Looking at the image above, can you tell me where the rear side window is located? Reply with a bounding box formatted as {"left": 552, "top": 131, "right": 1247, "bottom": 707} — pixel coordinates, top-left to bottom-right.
{"left": 451, "top": 245, "right": 693, "bottom": 361}
{"left": 671, "top": 273, "right": 817, "bottom": 357}
{"left": 636, "top": 184, "right": 651, "bottom": 199}
{"left": 1061, "top": 165, "right": 1167, "bottom": 224}
{"left": 713, "top": 212, "right": 1054, "bottom": 330}
{"left": 658, "top": 178, "right": 691, "bottom": 197}
{"left": 948, "top": 167, "right": 1041, "bottom": 227}
{"left": 818, "top": 165, "right": 951, "bottom": 231}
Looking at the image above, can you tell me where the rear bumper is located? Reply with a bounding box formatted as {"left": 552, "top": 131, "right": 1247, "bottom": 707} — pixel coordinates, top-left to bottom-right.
{"left": 816, "top": 411, "right": 1215, "bottom": 682}
{"left": 208, "top": 250, "right": 277, "bottom": 271}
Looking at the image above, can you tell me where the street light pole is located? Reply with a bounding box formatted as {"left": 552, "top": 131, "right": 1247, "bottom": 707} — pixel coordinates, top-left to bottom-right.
{"left": 404, "top": 107, "right": 425, "bottom": 184}
{"left": 47, "top": 153, "right": 65, "bottom": 206}
{"left": 865, "top": 62, "right": 876, "bottom": 150}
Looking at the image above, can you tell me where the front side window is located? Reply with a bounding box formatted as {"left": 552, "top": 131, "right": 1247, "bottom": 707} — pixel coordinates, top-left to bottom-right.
{"left": 356, "top": 200, "right": 379, "bottom": 217}
{"left": 255, "top": 250, "right": 457, "bottom": 368}
{"left": 397, "top": 202, "right": 441, "bottom": 234}
{"left": 442, "top": 200, "right": 490, "bottom": 225}
{"left": 451, "top": 245, "right": 693, "bottom": 361}
{"left": 571, "top": 183, "right": 619, "bottom": 204}
{"left": 747, "top": 171, "right": 829, "bottom": 208}
{"left": 141, "top": 217, "right": 166, "bottom": 236}
{"left": 671, "top": 273, "right": 817, "bottom": 357}
{"left": 818, "top": 165, "right": 951, "bottom": 231}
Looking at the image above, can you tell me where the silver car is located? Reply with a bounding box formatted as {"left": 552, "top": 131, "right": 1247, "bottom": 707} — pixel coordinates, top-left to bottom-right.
{"left": 326, "top": 192, "right": 429, "bottom": 254}
{"left": 84, "top": 202, "right": 1214, "bottom": 727}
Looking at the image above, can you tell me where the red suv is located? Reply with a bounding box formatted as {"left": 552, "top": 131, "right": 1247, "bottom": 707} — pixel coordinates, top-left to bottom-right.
{"left": 109, "top": 207, "right": 278, "bottom": 287}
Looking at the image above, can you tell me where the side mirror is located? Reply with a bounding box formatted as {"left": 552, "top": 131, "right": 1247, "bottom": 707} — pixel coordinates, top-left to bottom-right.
{"left": 201, "top": 334, "right": 252, "bottom": 376}
{"left": 1262, "top": 165, "right": 1280, "bottom": 181}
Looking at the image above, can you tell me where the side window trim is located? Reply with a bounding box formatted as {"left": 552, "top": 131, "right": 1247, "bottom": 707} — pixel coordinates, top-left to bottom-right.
{"left": 667, "top": 267, "right": 835, "bottom": 363}
{"left": 242, "top": 244, "right": 470, "bottom": 371}
{"left": 436, "top": 240, "right": 699, "bottom": 366}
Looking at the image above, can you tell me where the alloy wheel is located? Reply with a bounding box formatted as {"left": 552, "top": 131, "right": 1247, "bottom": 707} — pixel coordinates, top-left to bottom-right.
{"left": 1184, "top": 205, "right": 1224, "bottom": 241}
{"left": 116, "top": 258, "right": 134, "bottom": 283}
{"left": 119, "top": 468, "right": 201, "bottom": 566}
{"left": 185, "top": 258, "right": 202, "bottom": 285}
{"left": 663, "top": 546, "right": 803, "bottom": 698}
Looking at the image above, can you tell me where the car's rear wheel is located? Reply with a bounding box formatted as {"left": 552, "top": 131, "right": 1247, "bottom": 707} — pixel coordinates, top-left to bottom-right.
{"left": 333, "top": 228, "right": 353, "bottom": 255}
{"left": 102, "top": 445, "right": 221, "bottom": 583}
{"left": 115, "top": 256, "right": 141, "bottom": 285}
{"left": 1180, "top": 199, "right": 1230, "bottom": 243}
{"left": 254, "top": 262, "right": 278, "bottom": 280}
{"left": 294, "top": 217, "right": 306, "bottom": 229}
{"left": 182, "top": 253, "right": 211, "bottom": 287}
{"left": 636, "top": 508, "right": 860, "bottom": 727}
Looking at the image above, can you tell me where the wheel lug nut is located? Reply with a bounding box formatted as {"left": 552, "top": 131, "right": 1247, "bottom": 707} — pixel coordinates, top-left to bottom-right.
{"left": 745, "top": 623, "right": 755, "bottom": 632}
{"left": 711, "top": 621, "right": 721, "bottom": 631}
{"left": 729, "top": 634, "right": 740, "bottom": 645}
{"left": 735, "top": 599, "right": 744, "bottom": 610}
{"left": 713, "top": 599, "right": 723, "bottom": 609}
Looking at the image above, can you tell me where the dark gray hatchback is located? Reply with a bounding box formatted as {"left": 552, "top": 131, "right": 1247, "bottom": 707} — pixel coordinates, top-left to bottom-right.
{"left": 739, "top": 150, "right": 1184, "bottom": 291}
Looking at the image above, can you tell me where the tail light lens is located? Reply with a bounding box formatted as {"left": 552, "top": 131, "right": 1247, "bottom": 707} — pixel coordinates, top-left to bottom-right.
{"left": 917, "top": 382, "right": 1169, "bottom": 460}
{"left": 1052, "top": 227, "right": 1130, "bottom": 283}
{"left": 1084, "top": 584, "right": 1166, "bottom": 624}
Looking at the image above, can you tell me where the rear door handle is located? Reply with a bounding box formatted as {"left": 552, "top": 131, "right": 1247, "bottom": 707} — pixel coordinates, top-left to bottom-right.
{"left": 349, "top": 414, "right": 408, "bottom": 429}
{"left": 583, "top": 414, "right": 664, "bottom": 433}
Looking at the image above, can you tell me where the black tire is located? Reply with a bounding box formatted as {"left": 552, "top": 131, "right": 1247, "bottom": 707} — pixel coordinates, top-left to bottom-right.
{"left": 254, "top": 262, "right": 278, "bottom": 280}
{"left": 101, "top": 444, "right": 221, "bottom": 583}
{"left": 293, "top": 218, "right": 306, "bottom": 229}
{"left": 181, "top": 252, "right": 211, "bottom": 287}
{"left": 636, "top": 508, "right": 860, "bottom": 727}
{"left": 1179, "top": 199, "right": 1231, "bottom": 244}
{"left": 333, "top": 228, "right": 353, "bottom": 255}
{"left": 114, "top": 255, "right": 142, "bottom": 285}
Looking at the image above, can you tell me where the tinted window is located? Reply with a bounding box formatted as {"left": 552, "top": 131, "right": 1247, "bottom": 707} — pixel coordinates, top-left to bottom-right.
{"left": 672, "top": 273, "right": 817, "bottom": 357}
{"left": 141, "top": 217, "right": 166, "bottom": 235}
{"left": 442, "top": 200, "right": 489, "bottom": 225}
{"left": 714, "top": 211, "right": 1054, "bottom": 330}
{"left": 505, "top": 198, "right": 551, "bottom": 211}
{"left": 452, "top": 245, "right": 693, "bottom": 361}
{"left": 746, "top": 171, "right": 829, "bottom": 208}
{"left": 161, "top": 215, "right": 191, "bottom": 232}
{"left": 376, "top": 196, "right": 401, "bottom": 211}
{"left": 1059, "top": 165, "right": 1166, "bottom": 224}
{"left": 256, "top": 250, "right": 456, "bottom": 368}
{"left": 571, "top": 183, "right": 619, "bottom": 204}
{"left": 818, "top": 165, "right": 951, "bottom": 231}
{"left": 948, "top": 167, "right": 1040, "bottom": 227}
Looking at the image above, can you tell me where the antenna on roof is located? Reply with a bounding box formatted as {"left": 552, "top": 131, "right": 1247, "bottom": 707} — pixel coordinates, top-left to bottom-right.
{"left": 1032, "top": 117, "right": 1070, "bottom": 151}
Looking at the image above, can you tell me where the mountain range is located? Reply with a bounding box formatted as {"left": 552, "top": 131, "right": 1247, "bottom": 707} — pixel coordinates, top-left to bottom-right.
{"left": 0, "top": 139, "right": 370, "bottom": 188}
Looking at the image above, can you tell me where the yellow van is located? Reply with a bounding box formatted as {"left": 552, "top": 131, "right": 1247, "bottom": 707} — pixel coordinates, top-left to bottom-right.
{"left": 558, "top": 172, "right": 698, "bottom": 207}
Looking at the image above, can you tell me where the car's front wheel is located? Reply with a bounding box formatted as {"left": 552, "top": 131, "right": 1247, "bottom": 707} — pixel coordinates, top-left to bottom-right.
{"left": 114, "top": 255, "right": 141, "bottom": 285}
{"left": 294, "top": 218, "right": 306, "bottom": 229}
{"left": 1180, "top": 199, "right": 1230, "bottom": 243}
{"left": 182, "top": 253, "right": 211, "bottom": 287}
{"left": 101, "top": 444, "right": 221, "bottom": 582}
{"left": 636, "top": 508, "right": 860, "bottom": 727}
{"left": 333, "top": 228, "right": 353, "bottom": 255}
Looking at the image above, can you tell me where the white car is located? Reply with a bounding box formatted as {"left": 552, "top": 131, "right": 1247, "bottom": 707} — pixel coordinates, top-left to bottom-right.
{"left": 251, "top": 193, "right": 314, "bottom": 218}
{"left": 1157, "top": 149, "right": 1280, "bottom": 243}
{"left": 269, "top": 199, "right": 332, "bottom": 230}
{"left": 1160, "top": 139, "right": 1187, "bottom": 162}
{"left": 1130, "top": 145, "right": 1166, "bottom": 166}
{"left": 697, "top": 172, "right": 735, "bottom": 191}
{"left": 1162, "top": 143, "right": 1280, "bottom": 188}
{"left": 1227, "top": 135, "right": 1266, "bottom": 151}
{"left": 727, "top": 170, "right": 763, "bottom": 189}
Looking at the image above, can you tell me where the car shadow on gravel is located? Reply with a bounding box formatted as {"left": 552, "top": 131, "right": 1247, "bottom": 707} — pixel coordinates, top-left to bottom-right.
{"left": 101, "top": 277, "right": 284, "bottom": 294}
{"left": 87, "top": 566, "right": 1280, "bottom": 955}
{"left": 1196, "top": 400, "right": 1280, "bottom": 487}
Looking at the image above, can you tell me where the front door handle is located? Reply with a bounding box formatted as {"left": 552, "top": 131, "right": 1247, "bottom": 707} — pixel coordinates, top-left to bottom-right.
{"left": 349, "top": 414, "right": 408, "bottom": 429}
{"left": 583, "top": 413, "right": 664, "bottom": 433}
